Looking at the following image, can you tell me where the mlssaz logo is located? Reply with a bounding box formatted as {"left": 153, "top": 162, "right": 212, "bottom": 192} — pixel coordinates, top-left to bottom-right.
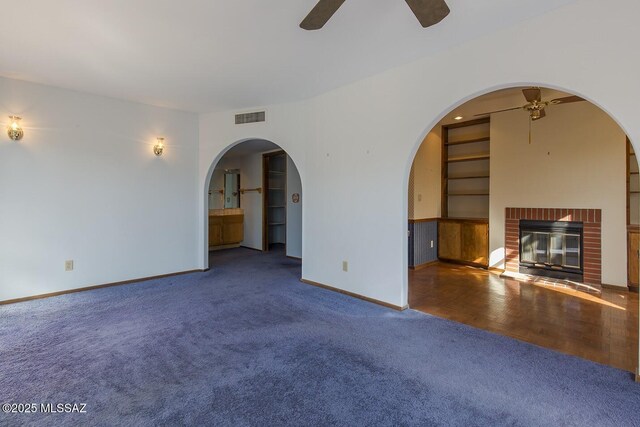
{"left": 41, "top": 403, "right": 87, "bottom": 413}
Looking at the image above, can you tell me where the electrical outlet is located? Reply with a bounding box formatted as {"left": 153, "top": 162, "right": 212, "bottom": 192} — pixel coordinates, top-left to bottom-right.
{"left": 430, "top": 240, "right": 434, "bottom": 248}
{"left": 418, "top": 194, "right": 422, "bottom": 202}
{"left": 342, "top": 261, "right": 348, "bottom": 272}
{"left": 65, "top": 260, "right": 74, "bottom": 271}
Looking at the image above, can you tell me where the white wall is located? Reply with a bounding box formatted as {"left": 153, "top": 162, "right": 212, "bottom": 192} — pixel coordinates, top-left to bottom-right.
{"left": 199, "top": 0, "right": 640, "bottom": 313}
{"left": 286, "top": 156, "right": 303, "bottom": 258}
{"left": 489, "top": 103, "right": 626, "bottom": 285}
{"left": 409, "top": 130, "right": 441, "bottom": 220}
{"left": 0, "top": 77, "right": 199, "bottom": 301}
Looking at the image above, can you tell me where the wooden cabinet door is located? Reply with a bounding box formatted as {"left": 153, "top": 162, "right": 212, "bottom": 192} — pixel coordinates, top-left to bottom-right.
{"left": 438, "top": 219, "right": 488, "bottom": 267}
{"left": 461, "top": 222, "right": 488, "bottom": 266}
{"left": 209, "top": 217, "right": 224, "bottom": 247}
{"left": 628, "top": 230, "right": 639, "bottom": 287}
{"left": 222, "top": 215, "right": 244, "bottom": 244}
{"left": 438, "top": 221, "right": 461, "bottom": 260}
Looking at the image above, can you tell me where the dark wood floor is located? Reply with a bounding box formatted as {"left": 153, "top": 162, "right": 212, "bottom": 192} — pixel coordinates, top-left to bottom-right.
{"left": 409, "top": 262, "right": 639, "bottom": 373}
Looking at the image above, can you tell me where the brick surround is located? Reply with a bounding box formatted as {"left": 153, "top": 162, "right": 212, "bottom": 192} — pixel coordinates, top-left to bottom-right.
{"left": 505, "top": 208, "right": 601, "bottom": 285}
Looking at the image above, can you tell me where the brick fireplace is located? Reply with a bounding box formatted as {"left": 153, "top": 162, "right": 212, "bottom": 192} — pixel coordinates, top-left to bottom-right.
{"left": 505, "top": 208, "right": 601, "bottom": 285}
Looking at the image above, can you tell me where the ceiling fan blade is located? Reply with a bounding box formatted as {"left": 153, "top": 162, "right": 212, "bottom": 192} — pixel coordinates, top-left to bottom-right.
{"left": 474, "top": 106, "right": 523, "bottom": 117}
{"left": 549, "top": 95, "right": 585, "bottom": 105}
{"left": 300, "top": 0, "right": 346, "bottom": 30}
{"left": 404, "top": 0, "right": 450, "bottom": 28}
{"left": 522, "top": 88, "right": 542, "bottom": 103}
{"left": 532, "top": 109, "right": 546, "bottom": 121}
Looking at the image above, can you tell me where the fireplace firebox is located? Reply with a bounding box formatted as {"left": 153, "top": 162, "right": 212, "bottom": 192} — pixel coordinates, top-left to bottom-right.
{"left": 519, "top": 220, "right": 583, "bottom": 282}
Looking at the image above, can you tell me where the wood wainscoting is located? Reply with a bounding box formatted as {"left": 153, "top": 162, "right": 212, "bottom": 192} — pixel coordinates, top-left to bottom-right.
{"left": 408, "top": 218, "right": 439, "bottom": 269}
{"left": 408, "top": 217, "right": 489, "bottom": 269}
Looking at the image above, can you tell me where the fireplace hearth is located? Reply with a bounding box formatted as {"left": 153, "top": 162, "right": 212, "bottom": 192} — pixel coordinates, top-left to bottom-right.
{"left": 505, "top": 208, "right": 601, "bottom": 286}
{"left": 519, "top": 220, "right": 583, "bottom": 282}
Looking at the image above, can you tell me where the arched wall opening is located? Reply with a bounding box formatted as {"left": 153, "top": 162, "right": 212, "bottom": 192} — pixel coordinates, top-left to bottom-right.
{"left": 202, "top": 138, "right": 303, "bottom": 271}
{"left": 404, "top": 84, "right": 639, "bottom": 373}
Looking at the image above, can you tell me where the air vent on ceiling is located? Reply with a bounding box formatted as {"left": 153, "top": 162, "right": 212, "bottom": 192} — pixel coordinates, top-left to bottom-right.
{"left": 235, "top": 111, "right": 266, "bottom": 125}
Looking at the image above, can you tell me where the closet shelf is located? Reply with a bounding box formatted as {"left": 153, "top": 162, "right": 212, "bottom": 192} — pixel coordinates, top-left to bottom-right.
{"left": 446, "top": 154, "right": 490, "bottom": 163}
{"left": 447, "top": 193, "right": 490, "bottom": 196}
{"left": 446, "top": 137, "right": 490, "bottom": 146}
{"left": 447, "top": 175, "right": 490, "bottom": 180}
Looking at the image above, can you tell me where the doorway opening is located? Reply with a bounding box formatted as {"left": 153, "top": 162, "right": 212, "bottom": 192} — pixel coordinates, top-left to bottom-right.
{"left": 206, "top": 139, "right": 302, "bottom": 268}
{"left": 407, "top": 85, "right": 639, "bottom": 372}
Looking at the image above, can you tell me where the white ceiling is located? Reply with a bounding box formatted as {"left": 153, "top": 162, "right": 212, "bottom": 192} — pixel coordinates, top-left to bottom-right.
{"left": 1, "top": 0, "right": 577, "bottom": 113}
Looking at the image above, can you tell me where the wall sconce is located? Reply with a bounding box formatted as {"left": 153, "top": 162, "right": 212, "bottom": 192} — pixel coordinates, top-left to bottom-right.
{"left": 7, "top": 116, "right": 24, "bottom": 141}
{"left": 153, "top": 137, "right": 165, "bottom": 156}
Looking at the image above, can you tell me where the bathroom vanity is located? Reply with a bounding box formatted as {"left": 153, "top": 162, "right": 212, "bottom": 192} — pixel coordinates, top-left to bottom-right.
{"left": 209, "top": 209, "right": 244, "bottom": 249}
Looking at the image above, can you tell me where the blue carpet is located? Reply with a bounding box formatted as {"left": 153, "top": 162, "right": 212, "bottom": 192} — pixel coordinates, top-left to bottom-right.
{"left": 0, "top": 248, "right": 638, "bottom": 426}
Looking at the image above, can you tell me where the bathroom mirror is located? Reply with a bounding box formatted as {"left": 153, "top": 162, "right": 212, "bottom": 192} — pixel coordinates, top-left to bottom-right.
{"left": 224, "top": 169, "right": 240, "bottom": 208}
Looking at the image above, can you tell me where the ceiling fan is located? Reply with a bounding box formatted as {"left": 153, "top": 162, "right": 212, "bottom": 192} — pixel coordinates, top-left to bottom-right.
{"left": 300, "top": 0, "right": 450, "bottom": 30}
{"left": 474, "top": 87, "right": 585, "bottom": 143}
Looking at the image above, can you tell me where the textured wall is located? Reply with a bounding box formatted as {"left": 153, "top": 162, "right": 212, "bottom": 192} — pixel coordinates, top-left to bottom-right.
{"left": 409, "top": 220, "right": 438, "bottom": 268}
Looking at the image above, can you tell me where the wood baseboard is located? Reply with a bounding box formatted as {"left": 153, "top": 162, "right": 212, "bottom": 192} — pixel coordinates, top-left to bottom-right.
{"left": 409, "top": 260, "right": 438, "bottom": 271}
{"left": 601, "top": 283, "right": 630, "bottom": 292}
{"left": 636, "top": 368, "right": 640, "bottom": 383}
{"left": 629, "top": 285, "right": 639, "bottom": 293}
{"left": 287, "top": 255, "right": 302, "bottom": 261}
{"left": 0, "top": 268, "right": 207, "bottom": 306}
{"left": 300, "top": 278, "right": 407, "bottom": 311}
{"left": 439, "top": 258, "right": 488, "bottom": 269}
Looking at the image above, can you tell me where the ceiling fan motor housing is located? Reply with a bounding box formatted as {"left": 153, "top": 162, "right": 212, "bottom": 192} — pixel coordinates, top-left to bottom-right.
{"left": 525, "top": 101, "right": 547, "bottom": 119}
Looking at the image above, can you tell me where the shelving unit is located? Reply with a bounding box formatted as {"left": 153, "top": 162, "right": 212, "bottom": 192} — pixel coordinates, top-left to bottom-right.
{"left": 437, "top": 118, "right": 491, "bottom": 268}
{"left": 263, "top": 151, "right": 287, "bottom": 251}
{"left": 628, "top": 139, "right": 639, "bottom": 225}
{"left": 446, "top": 154, "right": 491, "bottom": 163}
{"left": 441, "top": 118, "right": 491, "bottom": 219}
{"left": 626, "top": 138, "right": 639, "bottom": 290}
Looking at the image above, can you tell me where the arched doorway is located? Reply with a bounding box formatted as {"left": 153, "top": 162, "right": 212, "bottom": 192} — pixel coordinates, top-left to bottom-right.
{"left": 203, "top": 139, "right": 303, "bottom": 271}
{"left": 406, "top": 85, "right": 639, "bottom": 373}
